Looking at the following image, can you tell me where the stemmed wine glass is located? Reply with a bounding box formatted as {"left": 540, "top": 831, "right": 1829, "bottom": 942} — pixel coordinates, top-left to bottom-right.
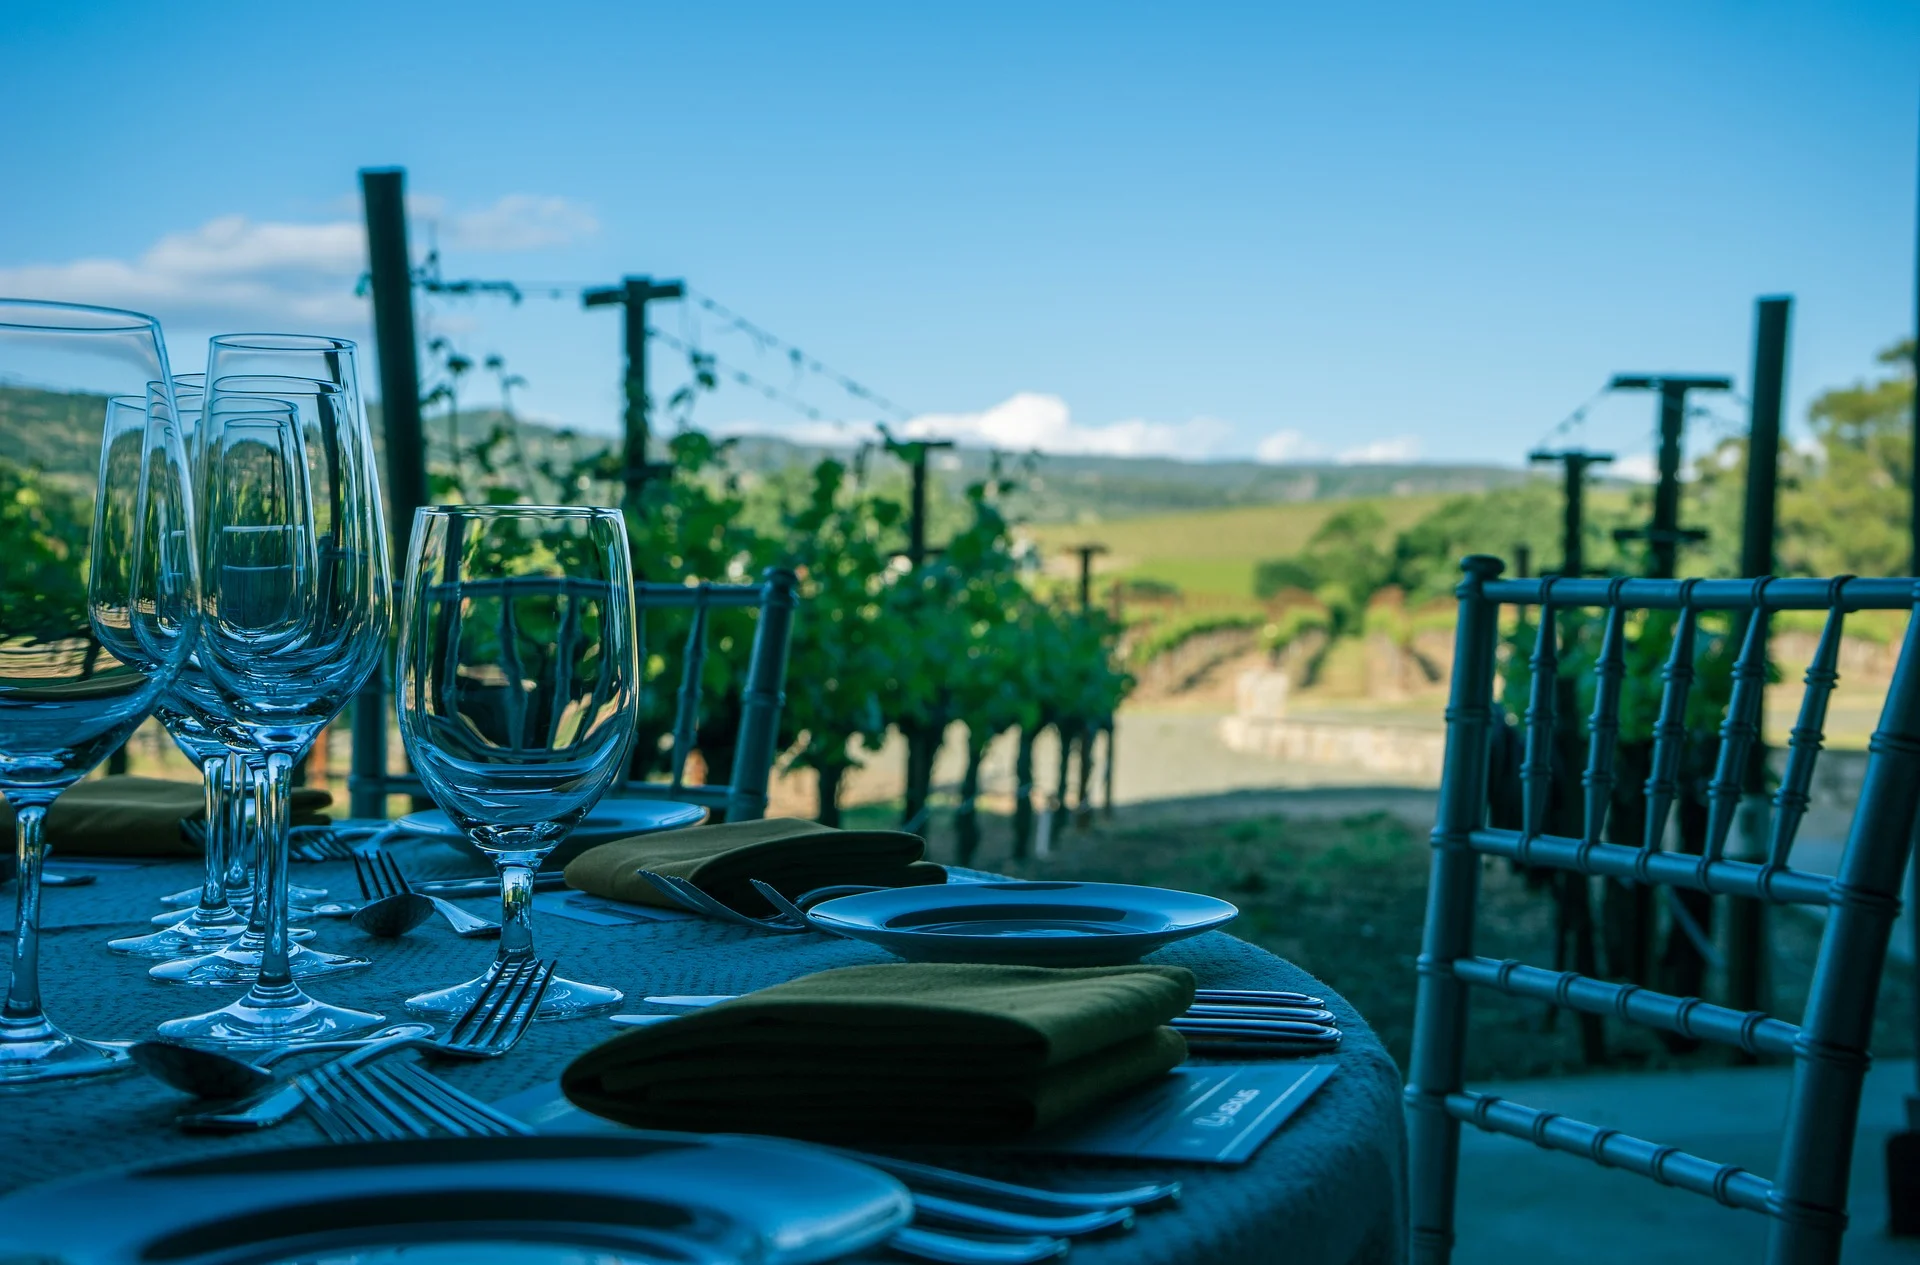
{"left": 397, "top": 506, "right": 638, "bottom": 1020}
{"left": 158, "top": 336, "right": 390, "bottom": 1047}
{"left": 109, "top": 378, "right": 249, "bottom": 959}
{"left": 0, "top": 300, "right": 197, "bottom": 1082}
{"left": 144, "top": 395, "right": 339, "bottom": 983}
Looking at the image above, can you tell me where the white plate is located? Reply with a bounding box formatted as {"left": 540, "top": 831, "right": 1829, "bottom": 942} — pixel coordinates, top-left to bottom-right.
{"left": 0, "top": 1134, "right": 910, "bottom": 1265}
{"left": 400, "top": 799, "right": 706, "bottom": 867}
{"left": 806, "top": 880, "right": 1238, "bottom": 966}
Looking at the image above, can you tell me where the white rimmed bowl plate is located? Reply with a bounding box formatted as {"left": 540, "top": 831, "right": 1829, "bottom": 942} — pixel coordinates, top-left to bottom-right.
{"left": 806, "top": 880, "right": 1238, "bottom": 966}
{"left": 402, "top": 799, "right": 707, "bottom": 868}
{"left": 0, "top": 1133, "right": 909, "bottom": 1265}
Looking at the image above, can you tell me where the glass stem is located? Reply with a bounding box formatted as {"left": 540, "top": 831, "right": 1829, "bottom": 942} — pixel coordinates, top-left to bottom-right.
{"left": 253, "top": 751, "right": 295, "bottom": 990}
{"left": 3, "top": 803, "right": 50, "bottom": 1024}
{"left": 194, "top": 756, "right": 231, "bottom": 916}
{"left": 222, "top": 752, "right": 249, "bottom": 904}
{"left": 496, "top": 856, "right": 538, "bottom": 963}
{"left": 242, "top": 763, "right": 267, "bottom": 934}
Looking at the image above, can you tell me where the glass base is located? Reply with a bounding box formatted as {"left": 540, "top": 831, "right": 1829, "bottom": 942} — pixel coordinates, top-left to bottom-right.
{"left": 404, "top": 963, "right": 621, "bottom": 1022}
{"left": 148, "top": 938, "right": 367, "bottom": 987}
{"left": 107, "top": 909, "right": 249, "bottom": 959}
{"left": 155, "top": 985, "right": 385, "bottom": 1050}
{"left": 0, "top": 1016, "right": 134, "bottom": 1087}
{"left": 151, "top": 909, "right": 312, "bottom": 929}
{"left": 159, "top": 880, "right": 326, "bottom": 908}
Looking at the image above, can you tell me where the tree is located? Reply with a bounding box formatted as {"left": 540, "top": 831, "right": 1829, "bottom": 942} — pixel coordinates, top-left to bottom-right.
{"left": 1783, "top": 339, "right": 1912, "bottom": 577}
{"left": 775, "top": 456, "right": 908, "bottom": 824}
{"left": 0, "top": 457, "right": 91, "bottom": 643}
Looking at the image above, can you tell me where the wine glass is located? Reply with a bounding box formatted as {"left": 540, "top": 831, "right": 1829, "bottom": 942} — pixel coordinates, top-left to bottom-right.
{"left": 397, "top": 506, "right": 639, "bottom": 1020}
{"left": 109, "top": 377, "right": 250, "bottom": 959}
{"left": 143, "top": 376, "right": 328, "bottom": 925}
{"left": 144, "top": 397, "right": 336, "bottom": 982}
{"left": 158, "top": 336, "right": 390, "bottom": 1047}
{"left": 0, "top": 300, "right": 197, "bottom": 1082}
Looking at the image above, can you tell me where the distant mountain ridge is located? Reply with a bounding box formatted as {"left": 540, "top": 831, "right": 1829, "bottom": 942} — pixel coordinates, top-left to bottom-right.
{"left": 0, "top": 384, "right": 1543, "bottom": 523}
{"left": 718, "top": 433, "right": 1542, "bottom": 523}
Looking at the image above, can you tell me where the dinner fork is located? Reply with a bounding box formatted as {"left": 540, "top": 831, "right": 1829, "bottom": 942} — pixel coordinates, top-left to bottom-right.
{"left": 322, "top": 1066, "right": 1087, "bottom": 1265}
{"left": 303, "top": 1059, "right": 531, "bottom": 1142}
{"left": 179, "top": 957, "right": 555, "bottom": 1132}
{"left": 290, "top": 825, "right": 368, "bottom": 862}
{"left": 635, "top": 870, "right": 815, "bottom": 934}
{"left": 180, "top": 819, "right": 363, "bottom": 863}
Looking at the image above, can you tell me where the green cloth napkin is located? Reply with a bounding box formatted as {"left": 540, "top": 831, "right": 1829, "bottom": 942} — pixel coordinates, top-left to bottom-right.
{"left": 2, "top": 775, "right": 334, "bottom": 858}
{"left": 561, "top": 962, "right": 1194, "bottom": 1144}
{"left": 563, "top": 817, "right": 946, "bottom": 915}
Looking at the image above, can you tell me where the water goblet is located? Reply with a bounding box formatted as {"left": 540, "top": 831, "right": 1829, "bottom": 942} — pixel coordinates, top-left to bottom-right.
{"left": 397, "top": 506, "right": 639, "bottom": 1020}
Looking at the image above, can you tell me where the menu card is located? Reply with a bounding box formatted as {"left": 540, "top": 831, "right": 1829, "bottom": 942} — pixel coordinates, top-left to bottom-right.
{"left": 496, "top": 1061, "right": 1333, "bottom": 1167}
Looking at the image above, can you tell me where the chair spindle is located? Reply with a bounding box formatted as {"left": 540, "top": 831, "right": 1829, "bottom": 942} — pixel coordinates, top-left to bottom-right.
{"left": 1519, "top": 588, "right": 1559, "bottom": 851}
{"left": 1642, "top": 587, "right": 1699, "bottom": 857}
{"left": 1703, "top": 582, "right": 1772, "bottom": 864}
{"left": 668, "top": 589, "right": 712, "bottom": 795}
{"left": 1766, "top": 594, "right": 1847, "bottom": 871}
{"left": 1581, "top": 592, "right": 1630, "bottom": 860}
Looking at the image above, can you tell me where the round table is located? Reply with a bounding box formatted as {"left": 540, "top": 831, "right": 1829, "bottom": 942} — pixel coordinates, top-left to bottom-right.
{"left": 0, "top": 839, "right": 1407, "bottom": 1264}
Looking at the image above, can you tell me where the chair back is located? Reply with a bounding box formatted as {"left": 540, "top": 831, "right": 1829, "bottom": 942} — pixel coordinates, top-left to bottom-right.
{"left": 351, "top": 567, "right": 799, "bottom": 825}
{"left": 1408, "top": 557, "right": 1920, "bottom": 1265}
{"left": 615, "top": 569, "right": 799, "bottom": 822}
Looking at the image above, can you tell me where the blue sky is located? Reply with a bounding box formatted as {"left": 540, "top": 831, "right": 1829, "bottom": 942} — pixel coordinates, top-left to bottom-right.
{"left": 3, "top": 1, "right": 1916, "bottom": 473}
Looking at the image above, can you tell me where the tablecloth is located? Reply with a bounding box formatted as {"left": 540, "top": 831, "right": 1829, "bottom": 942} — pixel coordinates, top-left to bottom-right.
{"left": 0, "top": 838, "right": 1406, "bottom": 1264}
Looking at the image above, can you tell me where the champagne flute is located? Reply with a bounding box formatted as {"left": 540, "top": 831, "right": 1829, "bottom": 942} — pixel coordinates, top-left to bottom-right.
{"left": 398, "top": 506, "right": 638, "bottom": 1020}
{"left": 159, "top": 337, "right": 390, "bottom": 1047}
{"left": 0, "top": 301, "right": 197, "bottom": 1082}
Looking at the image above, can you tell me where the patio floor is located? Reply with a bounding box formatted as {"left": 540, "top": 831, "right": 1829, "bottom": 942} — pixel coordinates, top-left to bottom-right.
{"left": 1453, "top": 1057, "right": 1920, "bottom": 1262}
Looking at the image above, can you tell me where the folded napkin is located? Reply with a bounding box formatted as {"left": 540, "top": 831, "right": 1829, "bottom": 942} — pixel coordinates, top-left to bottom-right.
{"left": 563, "top": 817, "right": 946, "bottom": 915}
{"left": 2, "top": 775, "right": 333, "bottom": 858}
{"left": 562, "top": 962, "right": 1194, "bottom": 1144}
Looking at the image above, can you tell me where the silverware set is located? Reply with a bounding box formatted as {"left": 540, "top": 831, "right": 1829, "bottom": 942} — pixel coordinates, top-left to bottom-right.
{"left": 612, "top": 987, "right": 1344, "bottom": 1055}
{"left": 305, "top": 1058, "right": 1183, "bottom": 1264}
{"left": 152, "top": 957, "right": 553, "bottom": 1133}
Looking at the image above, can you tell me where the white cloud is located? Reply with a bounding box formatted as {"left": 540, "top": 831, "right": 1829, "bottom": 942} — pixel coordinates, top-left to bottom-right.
{"left": 0, "top": 194, "right": 598, "bottom": 330}
{"left": 442, "top": 195, "right": 599, "bottom": 251}
{"left": 707, "top": 416, "right": 876, "bottom": 447}
{"left": 1254, "top": 428, "right": 1325, "bottom": 463}
{"left": 1336, "top": 435, "right": 1422, "bottom": 464}
{"left": 1612, "top": 451, "right": 1658, "bottom": 482}
{"left": 902, "top": 392, "right": 1232, "bottom": 459}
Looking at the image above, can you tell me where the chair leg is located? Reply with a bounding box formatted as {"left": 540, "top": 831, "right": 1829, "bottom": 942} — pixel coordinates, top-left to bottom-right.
{"left": 1406, "top": 555, "right": 1504, "bottom": 1265}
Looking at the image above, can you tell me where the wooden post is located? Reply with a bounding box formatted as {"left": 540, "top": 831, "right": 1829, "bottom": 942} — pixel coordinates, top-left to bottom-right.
{"left": 897, "top": 438, "right": 954, "bottom": 829}
{"left": 352, "top": 167, "right": 429, "bottom": 819}
{"left": 1528, "top": 450, "right": 1614, "bottom": 578}
{"left": 583, "top": 276, "right": 683, "bottom": 520}
{"left": 1726, "top": 296, "right": 1792, "bottom": 1021}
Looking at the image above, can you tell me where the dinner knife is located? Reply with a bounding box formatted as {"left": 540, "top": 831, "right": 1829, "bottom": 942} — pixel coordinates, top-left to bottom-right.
{"left": 413, "top": 872, "right": 570, "bottom": 898}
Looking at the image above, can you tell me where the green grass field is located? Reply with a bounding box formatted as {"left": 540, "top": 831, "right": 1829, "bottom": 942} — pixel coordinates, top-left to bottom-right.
{"left": 1026, "top": 493, "right": 1453, "bottom": 599}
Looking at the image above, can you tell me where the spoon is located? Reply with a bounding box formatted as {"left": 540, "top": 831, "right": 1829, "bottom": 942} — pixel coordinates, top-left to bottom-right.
{"left": 130, "top": 1023, "right": 436, "bottom": 1099}
{"left": 349, "top": 891, "right": 437, "bottom": 939}
{"left": 348, "top": 892, "right": 498, "bottom": 939}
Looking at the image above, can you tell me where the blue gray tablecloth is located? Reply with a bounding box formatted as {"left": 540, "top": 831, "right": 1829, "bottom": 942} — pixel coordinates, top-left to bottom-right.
{"left": 1, "top": 841, "right": 1406, "bottom": 1263}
